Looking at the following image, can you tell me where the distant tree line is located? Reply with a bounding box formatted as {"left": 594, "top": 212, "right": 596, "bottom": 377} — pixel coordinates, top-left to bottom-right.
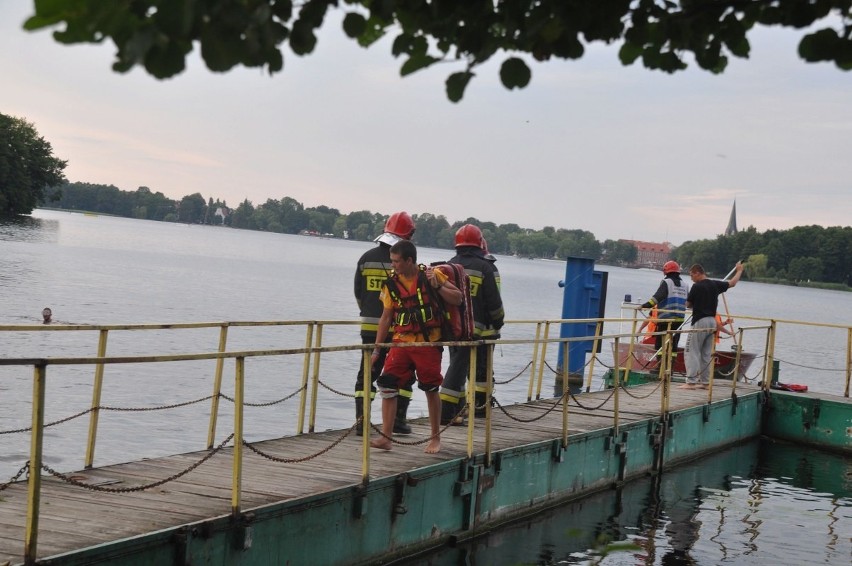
{"left": 675, "top": 225, "right": 852, "bottom": 286}
{"left": 46, "top": 182, "right": 638, "bottom": 263}
{"left": 45, "top": 182, "right": 851, "bottom": 287}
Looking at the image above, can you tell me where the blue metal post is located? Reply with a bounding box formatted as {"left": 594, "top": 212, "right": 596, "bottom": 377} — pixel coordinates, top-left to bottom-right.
{"left": 557, "top": 257, "right": 607, "bottom": 393}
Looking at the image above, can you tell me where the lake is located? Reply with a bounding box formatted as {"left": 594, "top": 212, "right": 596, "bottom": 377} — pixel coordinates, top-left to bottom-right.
{"left": 1, "top": 209, "right": 850, "bottom": 565}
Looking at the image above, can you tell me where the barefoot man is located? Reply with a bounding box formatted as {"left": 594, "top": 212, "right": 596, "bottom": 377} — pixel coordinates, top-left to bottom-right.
{"left": 369, "top": 240, "right": 462, "bottom": 454}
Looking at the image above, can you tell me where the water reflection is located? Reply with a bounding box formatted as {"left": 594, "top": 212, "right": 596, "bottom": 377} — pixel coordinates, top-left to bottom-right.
{"left": 411, "top": 439, "right": 851, "bottom": 565}
{"left": 0, "top": 214, "right": 59, "bottom": 243}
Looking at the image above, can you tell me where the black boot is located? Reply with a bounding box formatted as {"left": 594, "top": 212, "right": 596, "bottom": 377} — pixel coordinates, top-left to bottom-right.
{"left": 355, "top": 399, "right": 365, "bottom": 436}
{"left": 394, "top": 395, "right": 412, "bottom": 435}
{"left": 441, "top": 399, "right": 465, "bottom": 425}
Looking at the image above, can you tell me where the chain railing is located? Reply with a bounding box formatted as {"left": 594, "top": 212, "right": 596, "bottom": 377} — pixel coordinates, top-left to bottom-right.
{"left": 1, "top": 313, "right": 849, "bottom": 563}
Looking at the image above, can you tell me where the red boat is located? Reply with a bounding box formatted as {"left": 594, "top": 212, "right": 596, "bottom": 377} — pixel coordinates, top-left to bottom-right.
{"left": 613, "top": 342, "right": 758, "bottom": 381}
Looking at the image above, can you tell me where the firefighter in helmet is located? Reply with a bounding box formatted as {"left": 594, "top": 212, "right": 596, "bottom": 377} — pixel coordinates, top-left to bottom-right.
{"left": 640, "top": 260, "right": 688, "bottom": 361}
{"left": 439, "top": 224, "right": 505, "bottom": 424}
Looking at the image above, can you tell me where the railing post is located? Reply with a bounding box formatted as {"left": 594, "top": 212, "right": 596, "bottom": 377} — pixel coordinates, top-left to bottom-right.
{"left": 732, "top": 328, "right": 744, "bottom": 394}
{"left": 535, "top": 322, "right": 551, "bottom": 400}
{"left": 845, "top": 327, "right": 851, "bottom": 398}
{"left": 24, "top": 363, "right": 47, "bottom": 565}
{"left": 361, "top": 348, "right": 372, "bottom": 484}
{"left": 561, "top": 341, "right": 569, "bottom": 449}
{"left": 308, "top": 323, "right": 324, "bottom": 433}
{"left": 466, "top": 345, "right": 477, "bottom": 459}
{"left": 207, "top": 324, "right": 229, "bottom": 448}
{"left": 485, "top": 345, "right": 493, "bottom": 467}
{"left": 296, "top": 323, "right": 314, "bottom": 435}
{"left": 625, "top": 308, "right": 641, "bottom": 379}
{"left": 708, "top": 327, "right": 718, "bottom": 398}
{"left": 231, "top": 356, "right": 244, "bottom": 518}
{"left": 612, "top": 337, "right": 620, "bottom": 439}
{"left": 527, "top": 322, "right": 542, "bottom": 402}
{"left": 763, "top": 320, "right": 777, "bottom": 390}
{"left": 660, "top": 334, "right": 671, "bottom": 415}
{"left": 585, "top": 321, "right": 603, "bottom": 392}
{"left": 84, "top": 329, "right": 109, "bottom": 468}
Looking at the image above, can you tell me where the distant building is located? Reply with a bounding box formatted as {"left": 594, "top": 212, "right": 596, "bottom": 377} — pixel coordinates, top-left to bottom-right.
{"left": 214, "top": 207, "right": 230, "bottom": 223}
{"left": 724, "top": 200, "right": 738, "bottom": 236}
{"left": 619, "top": 239, "right": 673, "bottom": 269}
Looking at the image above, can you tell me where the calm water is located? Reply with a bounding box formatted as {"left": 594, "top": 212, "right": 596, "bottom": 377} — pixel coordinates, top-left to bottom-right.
{"left": 2, "top": 210, "right": 850, "bottom": 565}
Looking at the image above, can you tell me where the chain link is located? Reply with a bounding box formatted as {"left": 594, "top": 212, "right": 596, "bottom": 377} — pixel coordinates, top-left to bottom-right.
{"left": 101, "top": 394, "right": 215, "bottom": 412}
{"left": 493, "top": 360, "right": 533, "bottom": 385}
{"left": 219, "top": 384, "right": 305, "bottom": 407}
{"left": 317, "top": 379, "right": 357, "bottom": 398}
{"left": 0, "top": 407, "right": 95, "bottom": 435}
{"left": 569, "top": 388, "right": 617, "bottom": 411}
{"left": 40, "top": 434, "right": 234, "bottom": 493}
{"left": 0, "top": 462, "right": 30, "bottom": 492}
{"left": 243, "top": 420, "right": 360, "bottom": 462}
{"left": 773, "top": 357, "right": 845, "bottom": 372}
{"left": 492, "top": 395, "right": 566, "bottom": 423}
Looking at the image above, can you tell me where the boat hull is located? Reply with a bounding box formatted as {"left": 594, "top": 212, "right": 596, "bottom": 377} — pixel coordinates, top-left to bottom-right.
{"left": 610, "top": 342, "right": 758, "bottom": 385}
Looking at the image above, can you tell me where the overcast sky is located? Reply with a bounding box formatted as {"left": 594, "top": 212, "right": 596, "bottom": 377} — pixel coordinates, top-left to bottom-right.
{"left": 2, "top": 3, "right": 849, "bottom": 245}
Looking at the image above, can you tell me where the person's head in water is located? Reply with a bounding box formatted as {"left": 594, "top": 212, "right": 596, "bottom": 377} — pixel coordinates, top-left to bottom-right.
{"left": 42, "top": 307, "right": 52, "bottom": 324}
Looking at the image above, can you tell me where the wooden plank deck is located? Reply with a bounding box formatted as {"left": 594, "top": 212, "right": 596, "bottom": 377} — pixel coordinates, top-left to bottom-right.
{"left": 0, "top": 382, "right": 761, "bottom": 565}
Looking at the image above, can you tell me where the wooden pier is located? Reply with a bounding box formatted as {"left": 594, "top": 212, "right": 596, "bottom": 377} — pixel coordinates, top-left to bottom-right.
{"left": 0, "top": 381, "right": 765, "bottom": 565}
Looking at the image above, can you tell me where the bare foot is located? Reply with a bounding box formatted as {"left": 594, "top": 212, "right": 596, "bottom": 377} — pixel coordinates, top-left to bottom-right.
{"left": 678, "top": 383, "right": 697, "bottom": 389}
{"left": 424, "top": 438, "right": 441, "bottom": 454}
{"left": 370, "top": 438, "right": 392, "bottom": 451}
{"left": 696, "top": 384, "right": 709, "bottom": 389}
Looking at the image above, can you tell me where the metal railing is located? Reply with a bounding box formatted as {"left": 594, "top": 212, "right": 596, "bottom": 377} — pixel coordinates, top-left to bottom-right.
{"left": 1, "top": 313, "right": 850, "bottom": 564}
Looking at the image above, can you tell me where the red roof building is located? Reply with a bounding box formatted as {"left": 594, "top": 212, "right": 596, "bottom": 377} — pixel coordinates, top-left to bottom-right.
{"left": 619, "top": 240, "right": 673, "bottom": 269}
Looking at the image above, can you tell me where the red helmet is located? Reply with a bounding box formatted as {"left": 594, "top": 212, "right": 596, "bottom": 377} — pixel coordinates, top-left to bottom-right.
{"left": 663, "top": 260, "right": 681, "bottom": 274}
{"left": 384, "top": 212, "right": 415, "bottom": 239}
{"left": 480, "top": 237, "right": 489, "bottom": 254}
{"left": 455, "top": 224, "right": 483, "bottom": 248}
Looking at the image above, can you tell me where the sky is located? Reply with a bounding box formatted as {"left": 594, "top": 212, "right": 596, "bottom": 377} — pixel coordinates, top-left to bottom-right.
{"left": 2, "top": 3, "right": 849, "bottom": 246}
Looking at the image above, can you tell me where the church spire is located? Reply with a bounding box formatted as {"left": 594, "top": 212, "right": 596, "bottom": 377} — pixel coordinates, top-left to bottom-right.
{"left": 724, "top": 200, "right": 738, "bottom": 236}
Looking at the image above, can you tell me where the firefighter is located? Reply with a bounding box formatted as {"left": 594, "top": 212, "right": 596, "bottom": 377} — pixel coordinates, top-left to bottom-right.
{"left": 353, "top": 211, "right": 416, "bottom": 434}
{"left": 439, "top": 224, "right": 505, "bottom": 424}
{"left": 640, "top": 260, "right": 688, "bottom": 359}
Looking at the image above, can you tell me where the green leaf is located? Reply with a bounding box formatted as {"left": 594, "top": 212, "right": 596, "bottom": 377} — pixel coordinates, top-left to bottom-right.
{"left": 400, "top": 53, "right": 438, "bottom": 76}
{"left": 392, "top": 33, "right": 414, "bottom": 56}
{"left": 499, "top": 57, "right": 531, "bottom": 90}
{"left": 270, "top": 0, "right": 293, "bottom": 21}
{"left": 289, "top": 21, "right": 317, "bottom": 55}
{"left": 619, "top": 42, "right": 643, "bottom": 65}
{"left": 342, "top": 13, "right": 366, "bottom": 38}
{"left": 145, "top": 40, "right": 189, "bottom": 79}
{"left": 446, "top": 71, "right": 474, "bottom": 103}
{"left": 798, "top": 28, "right": 839, "bottom": 62}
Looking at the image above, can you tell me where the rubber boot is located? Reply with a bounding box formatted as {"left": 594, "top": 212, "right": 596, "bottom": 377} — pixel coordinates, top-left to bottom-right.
{"left": 440, "top": 399, "right": 464, "bottom": 425}
{"left": 355, "top": 399, "right": 365, "bottom": 436}
{"left": 393, "top": 395, "right": 412, "bottom": 435}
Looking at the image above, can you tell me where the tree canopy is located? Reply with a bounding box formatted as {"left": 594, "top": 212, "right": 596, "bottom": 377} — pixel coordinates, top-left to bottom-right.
{"left": 0, "top": 113, "right": 67, "bottom": 217}
{"left": 24, "top": 0, "right": 851, "bottom": 101}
